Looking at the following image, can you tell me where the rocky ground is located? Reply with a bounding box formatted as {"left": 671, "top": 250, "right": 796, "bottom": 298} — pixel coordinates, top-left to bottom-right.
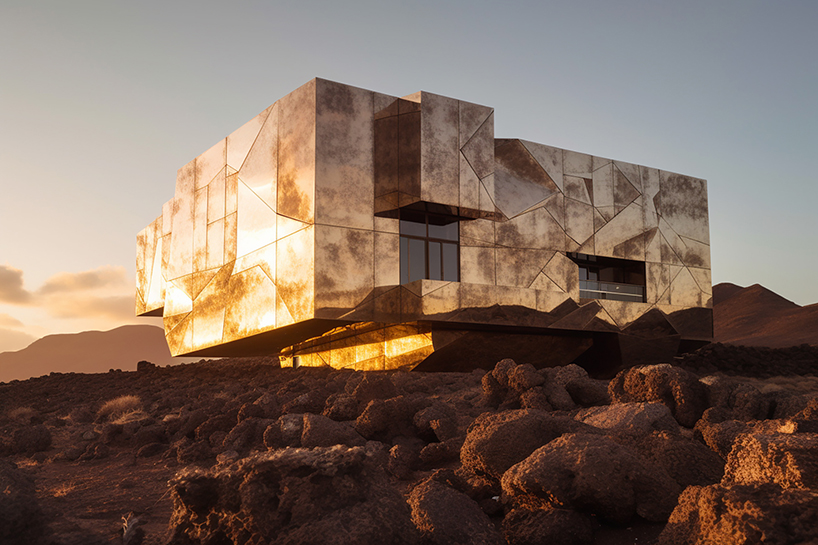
{"left": 2, "top": 346, "right": 818, "bottom": 545}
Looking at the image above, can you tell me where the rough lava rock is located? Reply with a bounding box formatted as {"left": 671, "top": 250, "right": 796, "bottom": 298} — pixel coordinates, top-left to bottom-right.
{"left": 492, "top": 359, "right": 518, "bottom": 388}
{"left": 413, "top": 401, "right": 458, "bottom": 442}
{"left": 353, "top": 374, "right": 398, "bottom": 408}
{"left": 501, "top": 433, "right": 681, "bottom": 525}
{"left": 461, "top": 409, "right": 596, "bottom": 480}
{"left": 12, "top": 424, "right": 52, "bottom": 454}
{"left": 609, "top": 364, "right": 708, "bottom": 427}
{"left": 323, "top": 392, "right": 359, "bottom": 421}
{"left": 658, "top": 482, "right": 818, "bottom": 545}
{"left": 575, "top": 402, "right": 680, "bottom": 435}
{"left": 167, "top": 445, "right": 421, "bottom": 545}
{"left": 724, "top": 432, "right": 818, "bottom": 489}
{"left": 355, "top": 395, "right": 429, "bottom": 442}
{"left": 694, "top": 417, "right": 793, "bottom": 460}
{"left": 502, "top": 508, "right": 596, "bottom": 545}
{"left": 609, "top": 429, "right": 725, "bottom": 488}
{"left": 506, "top": 364, "right": 545, "bottom": 392}
{"left": 301, "top": 413, "right": 366, "bottom": 448}
{"left": 0, "top": 460, "right": 45, "bottom": 544}
{"left": 408, "top": 478, "right": 503, "bottom": 545}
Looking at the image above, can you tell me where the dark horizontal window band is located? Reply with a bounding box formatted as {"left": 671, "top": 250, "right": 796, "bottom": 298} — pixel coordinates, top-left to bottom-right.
{"left": 579, "top": 290, "right": 645, "bottom": 303}
{"left": 570, "top": 252, "right": 647, "bottom": 304}
{"left": 579, "top": 280, "right": 645, "bottom": 296}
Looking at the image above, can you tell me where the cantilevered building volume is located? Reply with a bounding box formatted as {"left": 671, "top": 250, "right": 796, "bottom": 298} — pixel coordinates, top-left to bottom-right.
{"left": 136, "top": 78, "right": 712, "bottom": 373}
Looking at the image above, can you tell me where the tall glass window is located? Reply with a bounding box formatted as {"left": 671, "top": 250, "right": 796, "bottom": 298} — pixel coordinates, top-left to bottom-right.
{"left": 399, "top": 210, "right": 459, "bottom": 284}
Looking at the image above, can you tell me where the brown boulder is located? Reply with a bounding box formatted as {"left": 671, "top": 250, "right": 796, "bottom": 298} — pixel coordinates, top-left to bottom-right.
{"left": 167, "top": 445, "right": 421, "bottom": 545}
{"left": 0, "top": 460, "right": 45, "bottom": 545}
{"left": 353, "top": 374, "right": 398, "bottom": 407}
{"left": 409, "top": 479, "right": 502, "bottom": 545}
{"left": 461, "top": 409, "right": 595, "bottom": 480}
{"left": 541, "top": 383, "right": 577, "bottom": 411}
{"left": 502, "top": 508, "right": 595, "bottom": 545}
{"left": 355, "top": 395, "right": 429, "bottom": 441}
{"left": 694, "top": 418, "right": 793, "bottom": 460}
{"left": 547, "top": 364, "right": 588, "bottom": 386}
{"left": 501, "top": 433, "right": 681, "bottom": 525}
{"left": 564, "top": 378, "right": 610, "bottom": 407}
{"left": 282, "top": 389, "right": 329, "bottom": 415}
{"left": 223, "top": 417, "right": 272, "bottom": 453}
{"left": 492, "top": 358, "right": 517, "bottom": 388}
{"left": 301, "top": 413, "right": 366, "bottom": 448}
{"left": 507, "top": 364, "right": 544, "bottom": 392}
{"left": 481, "top": 371, "right": 505, "bottom": 406}
{"left": 176, "top": 408, "right": 208, "bottom": 439}
{"left": 609, "top": 364, "right": 707, "bottom": 427}
{"left": 323, "top": 392, "right": 359, "bottom": 421}
{"left": 12, "top": 424, "right": 51, "bottom": 454}
{"left": 540, "top": 364, "right": 606, "bottom": 409}
{"left": 658, "top": 483, "right": 818, "bottom": 545}
{"left": 413, "top": 401, "right": 458, "bottom": 442}
{"left": 276, "top": 413, "right": 305, "bottom": 447}
{"left": 252, "top": 392, "right": 281, "bottom": 419}
{"left": 694, "top": 417, "right": 751, "bottom": 459}
{"left": 419, "top": 438, "right": 463, "bottom": 468}
{"left": 699, "top": 375, "right": 771, "bottom": 421}
{"left": 176, "top": 439, "right": 212, "bottom": 464}
{"left": 610, "top": 430, "right": 724, "bottom": 488}
{"left": 194, "top": 414, "right": 234, "bottom": 441}
{"left": 575, "top": 402, "right": 680, "bottom": 435}
{"left": 724, "top": 432, "right": 818, "bottom": 489}
{"left": 238, "top": 401, "right": 266, "bottom": 421}
{"left": 519, "top": 388, "right": 552, "bottom": 411}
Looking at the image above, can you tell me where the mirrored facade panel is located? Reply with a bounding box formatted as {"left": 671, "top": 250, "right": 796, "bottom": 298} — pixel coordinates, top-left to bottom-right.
{"left": 315, "top": 79, "right": 375, "bottom": 231}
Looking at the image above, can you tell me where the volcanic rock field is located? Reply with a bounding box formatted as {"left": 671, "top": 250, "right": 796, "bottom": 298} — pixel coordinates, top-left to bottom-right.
{"left": 2, "top": 342, "right": 818, "bottom": 545}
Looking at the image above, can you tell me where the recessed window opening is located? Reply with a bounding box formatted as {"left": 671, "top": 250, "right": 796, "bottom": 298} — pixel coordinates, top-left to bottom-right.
{"left": 400, "top": 209, "right": 459, "bottom": 284}
{"left": 567, "top": 252, "right": 646, "bottom": 303}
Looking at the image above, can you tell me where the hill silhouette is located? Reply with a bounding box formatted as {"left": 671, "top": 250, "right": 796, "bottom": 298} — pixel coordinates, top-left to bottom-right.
{"left": 713, "top": 282, "right": 818, "bottom": 347}
{"left": 1, "top": 282, "right": 814, "bottom": 383}
{"left": 0, "top": 325, "right": 196, "bottom": 383}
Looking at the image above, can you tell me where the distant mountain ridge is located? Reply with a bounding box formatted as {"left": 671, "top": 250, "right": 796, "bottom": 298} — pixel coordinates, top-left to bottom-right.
{"left": 1, "top": 283, "right": 814, "bottom": 382}
{"left": 0, "top": 325, "right": 195, "bottom": 383}
{"left": 713, "top": 282, "right": 818, "bottom": 348}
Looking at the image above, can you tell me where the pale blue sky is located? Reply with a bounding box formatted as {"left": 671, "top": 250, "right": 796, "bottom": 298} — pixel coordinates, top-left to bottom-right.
{"left": 1, "top": 0, "right": 816, "bottom": 351}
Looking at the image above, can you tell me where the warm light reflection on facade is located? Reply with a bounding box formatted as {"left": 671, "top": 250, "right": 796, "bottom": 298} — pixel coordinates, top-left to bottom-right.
{"left": 137, "top": 78, "right": 712, "bottom": 371}
{"left": 279, "top": 323, "right": 434, "bottom": 371}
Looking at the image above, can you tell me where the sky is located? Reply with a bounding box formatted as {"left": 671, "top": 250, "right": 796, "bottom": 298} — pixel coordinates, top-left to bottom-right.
{"left": 1, "top": 0, "right": 816, "bottom": 353}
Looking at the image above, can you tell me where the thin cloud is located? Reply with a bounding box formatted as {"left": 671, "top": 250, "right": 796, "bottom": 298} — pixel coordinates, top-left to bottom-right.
{"left": 0, "top": 313, "right": 24, "bottom": 328}
{"left": 44, "top": 294, "right": 135, "bottom": 321}
{"left": 0, "top": 265, "right": 138, "bottom": 323}
{"left": 39, "top": 266, "right": 128, "bottom": 294}
{"left": 0, "top": 265, "right": 33, "bottom": 304}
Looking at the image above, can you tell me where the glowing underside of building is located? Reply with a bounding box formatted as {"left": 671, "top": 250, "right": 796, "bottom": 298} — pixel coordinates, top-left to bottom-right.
{"left": 136, "top": 78, "right": 712, "bottom": 373}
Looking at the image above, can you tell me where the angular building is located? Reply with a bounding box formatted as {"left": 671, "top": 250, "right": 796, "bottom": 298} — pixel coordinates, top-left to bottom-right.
{"left": 136, "top": 78, "right": 712, "bottom": 374}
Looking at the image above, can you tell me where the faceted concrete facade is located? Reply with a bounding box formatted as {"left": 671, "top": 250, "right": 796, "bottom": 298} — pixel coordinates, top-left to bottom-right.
{"left": 137, "top": 78, "right": 712, "bottom": 372}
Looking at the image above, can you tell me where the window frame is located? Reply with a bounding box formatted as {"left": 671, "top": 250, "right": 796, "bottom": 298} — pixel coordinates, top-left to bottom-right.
{"left": 399, "top": 211, "right": 460, "bottom": 284}
{"left": 567, "top": 252, "right": 647, "bottom": 303}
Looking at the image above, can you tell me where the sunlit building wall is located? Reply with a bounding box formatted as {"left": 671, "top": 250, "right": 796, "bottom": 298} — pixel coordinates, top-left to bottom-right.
{"left": 137, "top": 78, "right": 712, "bottom": 371}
